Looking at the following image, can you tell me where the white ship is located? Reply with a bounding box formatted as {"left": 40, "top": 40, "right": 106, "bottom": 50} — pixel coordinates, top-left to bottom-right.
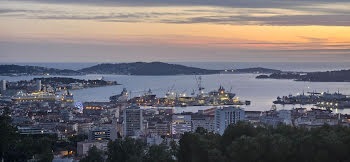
{"left": 12, "top": 91, "right": 57, "bottom": 102}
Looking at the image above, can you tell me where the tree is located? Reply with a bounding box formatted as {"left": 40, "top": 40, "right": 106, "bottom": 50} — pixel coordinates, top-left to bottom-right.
{"left": 144, "top": 143, "right": 174, "bottom": 162}
{"left": 67, "top": 134, "right": 88, "bottom": 153}
{"left": 68, "top": 134, "right": 88, "bottom": 146}
{"left": 169, "top": 140, "right": 179, "bottom": 160}
{"left": 178, "top": 129, "right": 222, "bottom": 162}
{"left": 0, "top": 107, "right": 19, "bottom": 161}
{"left": 36, "top": 137, "right": 54, "bottom": 162}
{"left": 107, "top": 137, "right": 146, "bottom": 162}
{"left": 80, "top": 146, "right": 104, "bottom": 162}
{"left": 175, "top": 122, "right": 350, "bottom": 162}
{"left": 0, "top": 109, "right": 58, "bottom": 162}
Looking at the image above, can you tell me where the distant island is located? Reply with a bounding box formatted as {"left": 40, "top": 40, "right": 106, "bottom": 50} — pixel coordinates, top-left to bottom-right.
{"left": 256, "top": 70, "right": 350, "bottom": 82}
{"left": 78, "top": 62, "right": 220, "bottom": 75}
{"left": 0, "top": 62, "right": 280, "bottom": 76}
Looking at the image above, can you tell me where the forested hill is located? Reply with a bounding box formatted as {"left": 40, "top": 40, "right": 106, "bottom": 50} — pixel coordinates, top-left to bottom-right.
{"left": 78, "top": 62, "right": 220, "bottom": 75}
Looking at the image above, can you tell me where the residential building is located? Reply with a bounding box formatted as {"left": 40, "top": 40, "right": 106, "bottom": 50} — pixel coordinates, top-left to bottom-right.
{"left": 214, "top": 106, "right": 245, "bottom": 135}
{"left": 245, "top": 111, "right": 262, "bottom": 123}
{"left": 260, "top": 109, "right": 292, "bottom": 127}
{"left": 171, "top": 114, "right": 191, "bottom": 136}
{"left": 1, "top": 80, "right": 6, "bottom": 92}
{"left": 191, "top": 114, "right": 215, "bottom": 132}
{"left": 18, "top": 126, "right": 55, "bottom": 135}
{"left": 123, "top": 106, "right": 143, "bottom": 136}
{"left": 89, "top": 126, "right": 118, "bottom": 141}
{"left": 36, "top": 80, "right": 41, "bottom": 92}
{"left": 78, "top": 122, "right": 94, "bottom": 135}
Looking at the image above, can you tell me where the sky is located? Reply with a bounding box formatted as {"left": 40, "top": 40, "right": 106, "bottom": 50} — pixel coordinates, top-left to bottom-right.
{"left": 0, "top": 0, "right": 350, "bottom": 62}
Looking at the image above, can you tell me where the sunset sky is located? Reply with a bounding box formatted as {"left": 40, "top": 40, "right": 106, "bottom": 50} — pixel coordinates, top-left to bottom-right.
{"left": 1, "top": 0, "right": 350, "bottom": 62}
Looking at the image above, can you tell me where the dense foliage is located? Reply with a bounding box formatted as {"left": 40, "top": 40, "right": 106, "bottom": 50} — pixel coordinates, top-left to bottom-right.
{"left": 82, "top": 122, "right": 350, "bottom": 162}
{"left": 0, "top": 109, "right": 55, "bottom": 161}
{"left": 0, "top": 109, "right": 87, "bottom": 161}
{"left": 106, "top": 137, "right": 175, "bottom": 162}
{"left": 178, "top": 122, "right": 350, "bottom": 162}
{"left": 79, "top": 137, "right": 175, "bottom": 162}
{"left": 80, "top": 146, "right": 104, "bottom": 162}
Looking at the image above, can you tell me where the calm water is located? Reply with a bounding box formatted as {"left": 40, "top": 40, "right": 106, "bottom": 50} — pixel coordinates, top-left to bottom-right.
{"left": 3, "top": 62, "right": 350, "bottom": 72}
{"left": 1, "top": 74, "right": 350, "bottom": 114}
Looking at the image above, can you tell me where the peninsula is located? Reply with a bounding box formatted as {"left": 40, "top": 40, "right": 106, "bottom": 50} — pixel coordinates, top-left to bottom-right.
{"left": 256, "top": 69, "right": 350, "bottom": 82}
{"left": 0, "top": 65, "right": 81, "bottom": 76}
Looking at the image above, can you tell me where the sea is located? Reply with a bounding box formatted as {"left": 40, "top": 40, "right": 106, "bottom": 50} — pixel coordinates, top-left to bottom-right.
{"left": 1, "top": 62, "right": 350, "bottom": 114}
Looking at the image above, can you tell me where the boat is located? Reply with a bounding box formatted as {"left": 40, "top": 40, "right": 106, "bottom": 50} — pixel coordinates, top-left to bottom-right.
{"left": 125, "top": 86, "right": 249, "bottom": 107}
{"left": 12, "top": 91, "right": 57, "bottom": 102}
{"left": 110, "top": 88, "right": 129, "bottom": 103}
{"left": 110, "top": 76, "right": 251, "bottom": 107}
{"left": 273, "top": 90, "right": 350, "bottom": 109}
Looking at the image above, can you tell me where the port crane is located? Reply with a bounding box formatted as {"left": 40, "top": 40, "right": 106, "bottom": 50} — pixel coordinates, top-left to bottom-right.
{"left": 195, "top": 76, "right": 205, "bottom": 95}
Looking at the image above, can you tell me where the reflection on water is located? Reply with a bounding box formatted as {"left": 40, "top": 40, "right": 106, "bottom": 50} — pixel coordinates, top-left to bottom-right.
{"left": 1, "top": 74, "right": 350, "bottom": 114}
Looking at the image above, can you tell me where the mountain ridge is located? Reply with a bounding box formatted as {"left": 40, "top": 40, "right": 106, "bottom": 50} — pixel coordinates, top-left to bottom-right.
{"left": 0, "top": 62, "right": 284, "bottom": 76}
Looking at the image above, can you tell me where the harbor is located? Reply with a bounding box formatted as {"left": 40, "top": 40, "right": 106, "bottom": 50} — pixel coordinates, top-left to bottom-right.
{"left": 110, "top": 76, "right": 251, "bottom": 107}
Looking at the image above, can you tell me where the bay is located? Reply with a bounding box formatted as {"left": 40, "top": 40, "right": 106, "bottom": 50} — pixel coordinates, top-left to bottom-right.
{"left": 1, "top": 74, "right": 350, "bottom": 114}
